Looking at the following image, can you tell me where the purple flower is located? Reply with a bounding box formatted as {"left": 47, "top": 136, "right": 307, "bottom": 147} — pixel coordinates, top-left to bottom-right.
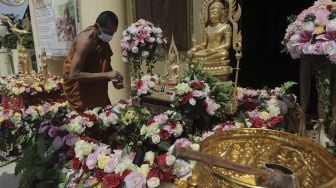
{"left": 48, "top": 126, "right": 58, "bottom": 138}
{"left": 173, "top": 159, "right": 191, "bottom": 178}
{"left": 124, "top": 172, "right": 146, "bottom": 188}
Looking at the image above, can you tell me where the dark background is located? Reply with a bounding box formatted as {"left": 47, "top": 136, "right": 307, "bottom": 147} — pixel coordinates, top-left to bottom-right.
{"left": 240, "top": 0, "right": 314, "bottom": 90}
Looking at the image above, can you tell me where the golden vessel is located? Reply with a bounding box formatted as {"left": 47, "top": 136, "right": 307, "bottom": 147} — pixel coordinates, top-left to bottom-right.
{"left": 193, "top": 129, "right": 336, "bottom": 188}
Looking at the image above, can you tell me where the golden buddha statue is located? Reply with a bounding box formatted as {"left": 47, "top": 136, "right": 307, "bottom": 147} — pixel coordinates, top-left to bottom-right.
{"left": 39, "top": 48, "right": 49, "bottom": 80}
{"left": 187, "top": 0, "right": 242, "bottom": 82}
{"left": 161, "top": 35, "right": 180, "bottom": 86}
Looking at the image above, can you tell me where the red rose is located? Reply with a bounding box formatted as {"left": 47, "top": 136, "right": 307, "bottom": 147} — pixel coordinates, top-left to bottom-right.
{"left": 135, "top": 80, "right": 143, "bottom": 89}
{"left": 147, "top": 168, "right": 160, "bottom": 179}
{"left": 168, "top": 120, "right": 176, "bottom": 129}
{"left": 190, "top": 81, "right": 204, "bottom": 90}
{"left": 160, "top": 167, "right": 174, "bottom": 181}
{"left": 267, "top": 115, "right": 284, "bottom": 128}
{"left": 66, "top": 147, "right": 75, "bottom": 158}
{"left": 80, "top": 136, "right": 97, "bottom": 143}
{"left": 201, "top": 100, "right": 208, "bottom": 108}
{"left": 180, "top": 92, "right": 194, "bottom": 105}
{"left": 94, "top": 169, "right": 106, "bottom": 181}
{"left": 70, "top": 158, "right": 82, "bottom": 170}
{"left": 147, "top": 119, "right": 155, "bottom": 125}
{"left": 82, "top": 162, "right": 89, "bottom": 172}
{"left": 102, "top": 173, "right": 121, "bottom": 188}
{"left": 327, "top": 5, "right": 333, "bottom": 11}
{"left": 121, "top": 169, "right": 132, "bottom": 179}
{"left": 156, "top": 153, "right": 167, "bottom": 167}
{"left": 250, "top": 118, "right": 265, "bottom": 128}
{"left": 160, "top": 130, "right": 171, "bottom": 141}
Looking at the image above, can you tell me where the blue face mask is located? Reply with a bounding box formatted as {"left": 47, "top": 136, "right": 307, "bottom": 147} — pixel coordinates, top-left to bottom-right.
{"left": 97, "top": 25, "right": 113, "bottom": 42}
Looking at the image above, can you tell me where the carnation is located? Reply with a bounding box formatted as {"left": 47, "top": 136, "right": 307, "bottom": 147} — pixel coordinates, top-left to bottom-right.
{"left": 74, "top": 140, "right": 93, "bottom": 160}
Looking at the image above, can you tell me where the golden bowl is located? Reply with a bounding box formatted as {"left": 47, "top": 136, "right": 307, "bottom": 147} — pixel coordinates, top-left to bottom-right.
{"left": 193, "top": 129, "right": 336, "bottom": 188}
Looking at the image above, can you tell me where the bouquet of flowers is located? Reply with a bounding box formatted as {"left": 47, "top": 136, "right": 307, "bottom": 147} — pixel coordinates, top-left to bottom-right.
{"left": 174, "top": 79, "right": 220, "bottom": 116}
{"left": 132, "top": 74, "right": 159, "bottom": 96}
{"left": 140, "top": 111, "right": 183, "bottom": 151}
{"left": 121, "top": 19, "right": 167, "bottom": 77}
{"left": 282, "top": 0, "right": 336, "bottom": 63}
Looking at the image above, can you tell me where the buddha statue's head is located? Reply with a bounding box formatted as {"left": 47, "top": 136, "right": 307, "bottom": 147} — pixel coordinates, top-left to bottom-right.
{"left": 208, "top": 0, "right": 227, "bottom": 24}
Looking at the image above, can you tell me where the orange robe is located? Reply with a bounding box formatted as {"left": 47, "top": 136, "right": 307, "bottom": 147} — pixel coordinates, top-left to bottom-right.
{"left": 63, "top": 26, "right": 112, "bottom": 112}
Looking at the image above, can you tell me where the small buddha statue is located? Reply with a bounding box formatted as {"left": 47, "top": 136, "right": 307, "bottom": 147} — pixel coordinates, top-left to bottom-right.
{"left": 150, "top": 35, "right": 180, "bottom": 102}
{"left": 161, "top": 35, "right": 180, "bottom": 86}
{"left": 187, "top": 0, "right": 233, "bottom": 82}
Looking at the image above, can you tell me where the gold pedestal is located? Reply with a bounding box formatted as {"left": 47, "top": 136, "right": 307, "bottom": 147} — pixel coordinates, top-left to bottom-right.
{"left": 193, "top": 129, "right": 336, "bottom": 188}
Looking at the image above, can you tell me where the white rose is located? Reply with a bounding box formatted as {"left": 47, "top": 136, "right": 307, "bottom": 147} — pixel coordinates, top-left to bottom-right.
{"left": 173, "top": 123, "right": 183, "bottom": 137}
{"left": 166, "top": 155, "right": 176, "bottom": 166}
{"left": 190, "top": 143, "right": 200, "bottom": 151}
{"left": 148, "top": 37, "right": 155, "bottom": 43}
{"left": 326, "top": 18, "right": 336, "bottom": 32}
{"left": 289, "top": 33, "right": 300, "bottom": 42}
{"left": 132, "top": 46, "right": 139, "bottom": 53}
{"left": 146, "top": 124, "right": 159, "bottom": 137}
{"left": 140, "top": 125, "right": 147, "bottom": 135}
{"left": 323, "top": 41, "right": 336, "bottom": 55}
{"left": 144, "top": 151, "right": 155, "bottom": 165}
{"left": 285, "top": 23, "right": 296, "bottom": 34}
{"left": 302, "top": 21, "right": 315, "bottom": 32}
{"left": 152, "top": 27, "right": 162, "bottom": 34}
{"left": 235, "top": 122, "right": 244, "bottom": 128}
{"left": 142, "top": 51, "right": 149, "bottom": 58}
{"left": 147, "top": 177, "right": 160, "bottom": 188}
{"left": 137, "top": 164, "right": 150, "bottom": 177}
{"left": 151, "top": 135, "right": 161, "bottom": 144}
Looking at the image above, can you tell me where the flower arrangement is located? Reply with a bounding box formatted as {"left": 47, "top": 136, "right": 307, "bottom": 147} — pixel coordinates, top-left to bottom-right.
{"left": 132, "top": 74, "right": 159, "bottom": 96}
{"left": 1, "top": 75, "right": 63, "bottom": 97}
{"left": 121, "top": 19, "right": 167, "bottom": 77}
{"left": 174, "top": 79, "right": 220, "bottom": 116}
{"left": 283, "top": 0, "right": 336, "bottom": 63}
{"left": 236, "top": 82, "right": 298, "bottom": 129}
{"left": 140, "top": 111, "right": 183, "bottom": 151}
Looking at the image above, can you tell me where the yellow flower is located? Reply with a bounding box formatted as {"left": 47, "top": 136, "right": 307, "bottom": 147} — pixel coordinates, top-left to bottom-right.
{"left": 260, "top": 111, "right": 270, "bottom": 121}
{"left": 314, "top": 26, "right": 325, "bottom": 35}
{"left": 122, "top": 110, "right": 137, "bottom": 125}
{"left": 0, "top": 116, "right": 4, "bottom": 123}
{"left": 98, "top": 155, "right": 110, "bottom": 169}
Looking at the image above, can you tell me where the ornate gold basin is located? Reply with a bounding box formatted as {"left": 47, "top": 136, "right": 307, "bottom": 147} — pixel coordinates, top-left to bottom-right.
{"left": 193, "top": 129, "right": 336, "bottom": 188}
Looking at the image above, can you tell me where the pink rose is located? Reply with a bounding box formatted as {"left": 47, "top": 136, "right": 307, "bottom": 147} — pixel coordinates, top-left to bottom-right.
{"left": 297, "top": 9, "right": 309, "bottom": 22}
{"left": 86, "top": 153, "right": 98, "bottom": 169}
{"left": 124, "top": 172, "right": 146, "bottom": 188}
{"left": 104, "top": 156, "right": 119, "bottom": 173}
{"left": 174, "top": 138, "right": 191, "bottom": 148}
{"left": 314, "top": 9, "right": 330, "bottom": 25}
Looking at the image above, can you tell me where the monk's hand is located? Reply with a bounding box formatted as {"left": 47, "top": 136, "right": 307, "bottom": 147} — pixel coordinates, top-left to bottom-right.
{"left": 107, "top": 71, "right": 123, "bottom": 82}
{"left": 113, "top": 80, "right": 124, "bottom": 89}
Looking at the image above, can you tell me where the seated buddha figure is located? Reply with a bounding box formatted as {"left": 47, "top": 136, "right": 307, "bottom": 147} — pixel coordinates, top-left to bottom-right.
{"left": 161, "top": 50, "right": 180, "bottom": 86}
{"left": 161, "top": 35, "right": 181, "bottom": 86}
{"left": 187, "top": 0, "right": 233, "bottom": 81}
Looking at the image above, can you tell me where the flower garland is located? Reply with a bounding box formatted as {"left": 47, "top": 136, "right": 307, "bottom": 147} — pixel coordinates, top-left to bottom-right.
{"left": 283, "top": 0, "right": 336, "bottom": 63}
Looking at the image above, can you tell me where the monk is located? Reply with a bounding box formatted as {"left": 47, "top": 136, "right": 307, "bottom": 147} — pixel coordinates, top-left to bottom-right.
{"left": 63, "top": 11, "right": 124, "bottom": 112}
